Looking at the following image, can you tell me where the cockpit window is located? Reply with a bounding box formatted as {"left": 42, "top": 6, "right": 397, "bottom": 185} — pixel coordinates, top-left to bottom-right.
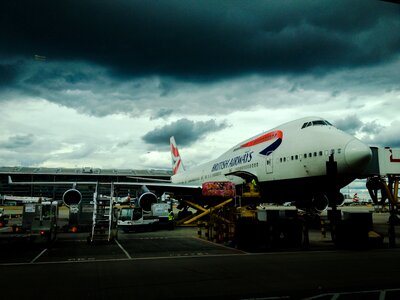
{"left": 301, "top": 119, "right": 333, "bottom": 129}
{"left": 312, "top": 120, "right": 326, "bottom": 126}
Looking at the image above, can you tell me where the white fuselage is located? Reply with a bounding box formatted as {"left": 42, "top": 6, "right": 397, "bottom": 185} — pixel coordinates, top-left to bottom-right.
{"left": 171, "top": 117, "right": 371, "bottom": 202}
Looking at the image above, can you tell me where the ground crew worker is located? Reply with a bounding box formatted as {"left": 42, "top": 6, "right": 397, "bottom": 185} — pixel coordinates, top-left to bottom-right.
{"left": 168, "top": 209, "right": 175, "bottom": 230}
{"left": 168, "top": 210, "right": 174, "bottom": 221}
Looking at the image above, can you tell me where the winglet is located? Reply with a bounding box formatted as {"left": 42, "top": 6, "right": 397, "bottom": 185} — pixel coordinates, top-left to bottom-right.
{"left": 170, "top": 136, "right": 185, "bottom": 175}
{"left": 8, "top": 176, "right": 12, "bottom": 184}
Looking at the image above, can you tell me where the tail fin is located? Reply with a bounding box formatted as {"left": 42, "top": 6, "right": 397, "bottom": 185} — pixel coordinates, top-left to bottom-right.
{"left": 170, "top": 136, "right": 185, "bottom": 175}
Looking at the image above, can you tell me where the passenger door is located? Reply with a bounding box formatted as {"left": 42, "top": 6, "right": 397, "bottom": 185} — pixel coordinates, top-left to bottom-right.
{"left": 266, "top": 153, "right": 273, "bottom": 174}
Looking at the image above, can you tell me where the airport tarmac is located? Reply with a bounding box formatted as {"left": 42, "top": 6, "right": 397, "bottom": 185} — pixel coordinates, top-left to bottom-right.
{"left": 1, "top": 205, "right": 400, "bottom": 299}
{"left": 1, "top": 225, "right": 400, "bottom": 300}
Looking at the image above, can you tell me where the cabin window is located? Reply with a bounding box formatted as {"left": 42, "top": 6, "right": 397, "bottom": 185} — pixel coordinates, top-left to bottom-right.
{"left": 291, "top": 155, "right": 294, "bottom": 160}
{"left": 295, "top": 155, "right": 298, "bottom": 160}
{"left": 337, "top": 148, "right": 342, "bottom": 154}
{"left": 325, "top": 150, "right": 329, "bottom": 156}
{"left": 304, "top": 153, "right": 307, "bottom": 158}
{"left": 319, "top": 151, "right": 323, "bottom": 156}
{"left": 283, "top": 157, "right": 286, "bottom": 162}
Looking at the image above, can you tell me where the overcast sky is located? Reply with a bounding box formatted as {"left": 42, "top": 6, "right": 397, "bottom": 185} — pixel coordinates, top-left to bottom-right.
{"left": 0, "top": 1, "right": 399, "bottom": 196}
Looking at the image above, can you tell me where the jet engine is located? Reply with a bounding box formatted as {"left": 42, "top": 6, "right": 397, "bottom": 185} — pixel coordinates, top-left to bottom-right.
{"left": 137, "top": 185, "right": 158, "bottom": 212}
{"left": 329, "top": 192, "right": 345, "bottom": 207}
{"left": 63, "top": 189, "right": 82, "bottom": 207}
{"left": 310, "top": 194, "right": 329, "bottom": 213}
{"left": 296, "top": 194, "right": 328, "bottom": 213}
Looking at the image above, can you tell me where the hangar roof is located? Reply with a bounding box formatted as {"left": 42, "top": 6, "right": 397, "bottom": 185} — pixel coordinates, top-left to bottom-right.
{"left": 0, "top": 166, "right": 172, "bottom": 177}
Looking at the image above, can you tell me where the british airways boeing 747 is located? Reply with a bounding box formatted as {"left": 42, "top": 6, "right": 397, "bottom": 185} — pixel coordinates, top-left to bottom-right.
{"left": 168, "top": 116, "right": 371, "bottom": 211}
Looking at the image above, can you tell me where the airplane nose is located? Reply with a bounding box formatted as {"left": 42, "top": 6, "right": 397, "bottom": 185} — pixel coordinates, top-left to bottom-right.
{"left": 344, "top": 139, "right": 372, "bottom": 171}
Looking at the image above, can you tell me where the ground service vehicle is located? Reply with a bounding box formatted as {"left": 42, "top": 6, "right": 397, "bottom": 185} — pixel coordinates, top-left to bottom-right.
{"left": 22, "top": 201, "right": 58, "bottom": 243}
{"left": 151, "top": 202, "right": 174, "bottom": 229}
{"left": 118, "top": 205, "right": 159, "bottom": 232}
{"left": 0, "top": 207, "right": 9, "bottom": 227}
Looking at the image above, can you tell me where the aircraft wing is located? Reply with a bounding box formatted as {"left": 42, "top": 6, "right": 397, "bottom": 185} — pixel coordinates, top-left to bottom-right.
{"left": 8, "top": 176, "right": 202, "bottom": 196}
{"left": 112, "top": 181, "right": 202, "bottom": 197}
{"left": 113, "top": 181, "right": 200, "bottom": 189}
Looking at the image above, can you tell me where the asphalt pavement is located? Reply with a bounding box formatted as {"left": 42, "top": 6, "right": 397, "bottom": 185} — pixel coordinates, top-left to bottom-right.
{"left": 1, "top": 226, "right": 400, "bottom": 299}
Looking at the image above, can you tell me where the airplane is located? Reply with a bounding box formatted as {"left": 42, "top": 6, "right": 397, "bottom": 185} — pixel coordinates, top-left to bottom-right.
{"left": 8, "top": 116, "right": 372, "bottom": 213}
{"left": 167, "top": 116, "right": 372, "bottom": 212}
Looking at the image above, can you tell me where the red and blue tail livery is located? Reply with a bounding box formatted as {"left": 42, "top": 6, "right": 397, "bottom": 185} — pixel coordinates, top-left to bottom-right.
{"left": 170, "top": 136, "right": 185, "bottom": 175}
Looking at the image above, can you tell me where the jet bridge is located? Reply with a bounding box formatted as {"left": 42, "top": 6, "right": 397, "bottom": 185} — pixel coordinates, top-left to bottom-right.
{"left": 363, "top": 147, "right": 400, "bottom": 246}
{"left": 363, "top": 147, "right": 400, "bottom": 205}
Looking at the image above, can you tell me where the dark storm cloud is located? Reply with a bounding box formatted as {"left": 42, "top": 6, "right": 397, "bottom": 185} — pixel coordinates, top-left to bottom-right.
{"left": 334, "top": 115, "right": 386, "bottom": 136}
{"left": 2, "top": 134, "right": 35, "bottom": 149}
{"left": 1, "top": 0, "right": 399, "bottom": 80}
{"left": 150, "top": 108, "right": 174, "bottom": 120}
{"left": 142, "top": 118, "right": 229, "bottom": 147}
{"left": 361, "top": 119, "right": 400, "bottom": 148}
{"left": 360, "top": 120, "right": 385, "bottom": 135}
{"left": 334, "top": 115, "right": 400, "bottom": 148}
{"left": 24, "top": 63, "right": 91, "bottom": 87}
{"left": 334, "top": 115, "right": 364, "bottom": 135}
{"left": 379, "top": 137, "right": 400, "bottom": 148}
{"left": 0, "top": 61, "right": 20, "bottom": 88}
